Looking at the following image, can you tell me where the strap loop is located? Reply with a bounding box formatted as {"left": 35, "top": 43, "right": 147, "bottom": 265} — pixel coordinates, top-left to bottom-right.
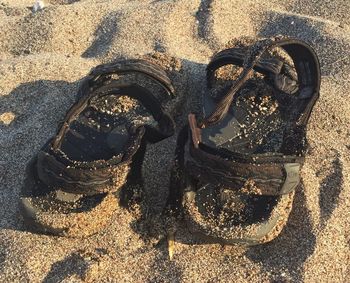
{"left": 202, "top": 37, "right": 320, "bottom": 128}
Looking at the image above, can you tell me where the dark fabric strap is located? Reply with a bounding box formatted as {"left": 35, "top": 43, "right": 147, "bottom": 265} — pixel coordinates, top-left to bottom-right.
{"left": 51, "top": 83, "right": 174, "bottom": 151}
{"left": 78, "top": 59, "right": 175, "bottom": 101}
{"left": 186, "top": 141, "right": 302, "bottom": 196}
{"left": 53, "top": 59, "right": 175, "bottom": 150}
{"left": 207, "top": 47, "right": 285, "bottom": 86}
{"left": 207, "top": 46, "right": 299, "bottom": 95}
{"left": 37, "top": 126, "right": 145, "bottom": 194}
{"left": 202, "top": 36, "right": 321, "bottom": 128}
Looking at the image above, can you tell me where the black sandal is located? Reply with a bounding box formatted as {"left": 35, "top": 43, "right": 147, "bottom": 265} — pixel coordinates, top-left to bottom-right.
{"left": 20, "top": 59, "right": 175, "bottom": 237}
{"left": 166, "top": 36, "right": 320, "bottom": 245}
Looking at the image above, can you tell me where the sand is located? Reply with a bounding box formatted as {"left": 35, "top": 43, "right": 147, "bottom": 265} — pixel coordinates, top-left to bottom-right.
{"left": 0, "top": 0, "right": 349, "bottom": 282}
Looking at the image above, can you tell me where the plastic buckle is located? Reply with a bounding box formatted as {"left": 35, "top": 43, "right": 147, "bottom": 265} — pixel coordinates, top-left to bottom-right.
{"left": 280, "top": 163, "right": 300, "bottom": 194}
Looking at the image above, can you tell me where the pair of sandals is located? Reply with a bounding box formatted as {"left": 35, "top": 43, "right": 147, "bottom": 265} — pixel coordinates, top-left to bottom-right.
{"left": 20, "top": 36, "right": 320, "bottom": 245}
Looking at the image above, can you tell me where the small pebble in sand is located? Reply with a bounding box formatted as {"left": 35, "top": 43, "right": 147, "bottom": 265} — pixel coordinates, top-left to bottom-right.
{"left": 32, "top": 0, "right": 45, "bottom": 12}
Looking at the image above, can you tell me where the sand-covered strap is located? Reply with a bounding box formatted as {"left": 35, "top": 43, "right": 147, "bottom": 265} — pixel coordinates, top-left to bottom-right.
{"left": 82, "top": 59, "right": 175, "bottom": 101}
{"left": 186, "top": 143, "right": 302, "bottom": 196}
{"left": 202, "top": 36, "right": 320, "bottom": 128}
{"left": 206, "top": 47, "right": 285, "bottom": 88}
{"left": 52, "top": 83, "right": 174, "bottom": 151}
{"left": 53, "top": 59, "right": 175, "bottom": 150}
{"left": 207, "top": 46, "right": 299, "bottom": 95}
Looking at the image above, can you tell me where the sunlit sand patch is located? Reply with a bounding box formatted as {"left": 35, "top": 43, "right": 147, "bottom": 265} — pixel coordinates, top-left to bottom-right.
{"left": 168, "top": 231, "right": 175, "bottom": 260}
{"left": 0, "top": 112, "right": 15, "bottom": 125}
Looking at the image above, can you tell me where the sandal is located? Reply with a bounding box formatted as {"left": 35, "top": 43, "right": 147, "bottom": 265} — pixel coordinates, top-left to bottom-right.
{"left": 166, "top": 36, "right": 320, "bottom": 245}
{"left": 20, "top": 59, "right": 175, "bottom": 237}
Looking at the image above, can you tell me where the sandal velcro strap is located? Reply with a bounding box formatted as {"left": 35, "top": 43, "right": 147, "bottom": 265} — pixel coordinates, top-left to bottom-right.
{"left": 185, "top": 141, "right": 302, "bottom": 196}
{"left": 79, "top": 59, "right": 175, "bottom": 102}
{"left": 36, "top": 125, "right": 145, "bottom": 195}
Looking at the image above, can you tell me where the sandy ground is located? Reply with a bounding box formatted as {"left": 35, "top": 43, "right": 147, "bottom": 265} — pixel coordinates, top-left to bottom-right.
{"left": 0, "top": 0, "right": 349, "bottom": 282}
